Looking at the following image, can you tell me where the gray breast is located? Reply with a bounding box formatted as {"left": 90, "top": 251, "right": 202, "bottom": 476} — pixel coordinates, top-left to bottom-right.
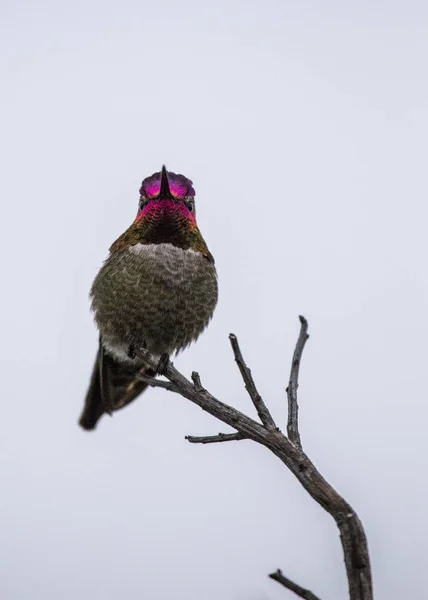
{"left": 91, "top": 243, "right": 218, "bottom": 362}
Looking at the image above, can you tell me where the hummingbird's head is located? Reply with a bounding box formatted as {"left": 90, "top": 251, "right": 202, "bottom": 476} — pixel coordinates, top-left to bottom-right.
{"left": 137, "top": 165, "right": 196, "bottom": 220}
{"left": 110, "top": 166, "right": 213, "bottom": 261}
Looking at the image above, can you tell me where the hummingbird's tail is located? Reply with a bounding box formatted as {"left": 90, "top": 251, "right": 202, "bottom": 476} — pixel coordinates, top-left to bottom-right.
{"left": 79, "top": 338, "right": 154, "bottom": 430}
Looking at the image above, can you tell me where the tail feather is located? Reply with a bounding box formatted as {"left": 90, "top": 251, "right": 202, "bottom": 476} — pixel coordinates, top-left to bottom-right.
{"left": 79, "top": 338, "right": 154, "bottom": 431}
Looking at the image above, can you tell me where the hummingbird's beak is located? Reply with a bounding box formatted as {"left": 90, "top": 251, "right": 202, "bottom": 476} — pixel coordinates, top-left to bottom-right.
{"left": 159, "top": 165, "right": 173, "bottom": 200}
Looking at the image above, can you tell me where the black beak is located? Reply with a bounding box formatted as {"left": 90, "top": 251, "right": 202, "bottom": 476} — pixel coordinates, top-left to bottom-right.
{"left": 159, "top": 165, "right": 173, "bottom": 200}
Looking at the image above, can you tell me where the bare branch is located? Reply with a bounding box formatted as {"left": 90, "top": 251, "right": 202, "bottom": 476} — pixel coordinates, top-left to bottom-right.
{"left": 286, "top": 315, "right": 309, "bottom": 448}
{"left": 229, "top": 333, "right": 277, "bottom": 430}
{"left": 269, "top": 569, "right": 322, "bottom": 600}
{"left": 135, "top": 320, "right": 373, "bottom": 600}
{"left": 185, "top": 432, "right": 247, "bottom": 444}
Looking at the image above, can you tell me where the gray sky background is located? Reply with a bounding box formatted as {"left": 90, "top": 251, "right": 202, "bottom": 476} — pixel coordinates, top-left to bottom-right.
{"left": 1, "top": 1, "right": 428, "bottom": 598}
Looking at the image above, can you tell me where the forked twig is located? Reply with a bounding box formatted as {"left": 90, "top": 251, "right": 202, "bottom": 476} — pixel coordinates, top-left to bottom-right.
{"left": 135, "top": 318, "right": 372, "bottom": 600}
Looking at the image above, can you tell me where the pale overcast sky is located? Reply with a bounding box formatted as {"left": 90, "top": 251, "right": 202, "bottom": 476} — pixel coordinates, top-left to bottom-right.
{"left": 1, "top": 1, "right": 428, "bottom": 599}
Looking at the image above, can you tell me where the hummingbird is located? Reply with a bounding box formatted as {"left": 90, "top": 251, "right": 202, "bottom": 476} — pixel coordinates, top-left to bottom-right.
{"left": 79, "top": 166, "right": 218, "bottom": 430}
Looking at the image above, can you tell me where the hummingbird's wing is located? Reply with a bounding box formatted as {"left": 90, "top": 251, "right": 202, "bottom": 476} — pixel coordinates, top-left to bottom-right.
{"left": 78, "top": 337, "right": 154, "bottom": 430}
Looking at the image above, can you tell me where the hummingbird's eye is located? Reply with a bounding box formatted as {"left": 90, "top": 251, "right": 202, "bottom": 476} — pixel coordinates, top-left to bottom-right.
{"left": 139, "top": 197, "right": 148, "bottom": 211}
{"left": 184, "top": 197, "right": 195, "bottom": 212}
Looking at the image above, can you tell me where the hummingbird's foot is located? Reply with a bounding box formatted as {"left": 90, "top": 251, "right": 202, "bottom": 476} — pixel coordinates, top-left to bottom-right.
{"left": 156, "top": 353, "right": 170, "bottom": 375}
{"left": 127, "top": 344, "right": 136, "bottom": 360}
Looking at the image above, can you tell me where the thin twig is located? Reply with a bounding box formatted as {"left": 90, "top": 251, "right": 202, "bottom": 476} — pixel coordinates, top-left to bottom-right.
{"left": 286, "top": 315, "right": 309, "bottom": 448}
{"left": 191, "top": 371, "right": 204, "bottom": 392}
{"left": 185, "top": 432, "right": 247, "bottom": 444}
{"left": 269, "top": 569, "right": 322, "bottom": 600}
{"left": 229, "top": 333, "right": 277, "bottom": 430}
{"left": 138, "top": 373, "right": 178, "bottom": 392}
